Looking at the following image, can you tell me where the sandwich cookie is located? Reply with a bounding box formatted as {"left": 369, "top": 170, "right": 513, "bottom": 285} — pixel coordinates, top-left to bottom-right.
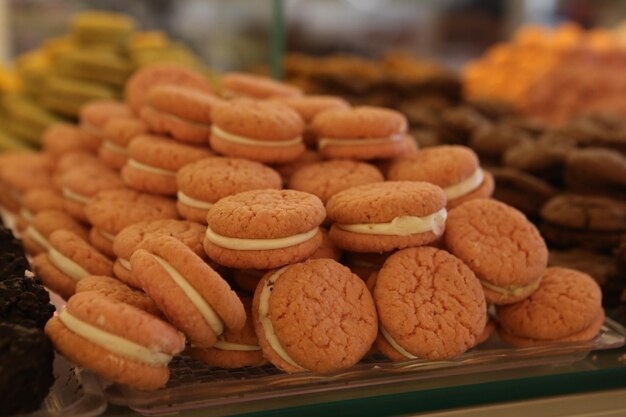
{"left": 60, "top": 164, "right": 125, "bottom": 222}
{"left": 497, "top": 267, "right": 604, "bottom": 346}
{"left": 272, "top": 149, "right": 322, "bottom": 184}
{"left": 141, "top": 85, "right": 222, "bottom": 144}
{"left": 210, "top": 99, "right": 305, "bottom": 164}
{"left": 32, "top": 230, "right": 114, "bottom": 300}
{"left": 21, "top": 210, "right": 89, "bottom": 256}
{"left": 189, "top": 295, "right": 267, "bottom": 368}
{"left": 373, "top": 247, "right": 486, "bottom": 361}
{"left": 76, "top": 275, "right": 161, "bottom": 317}
{"left": 42, "top": 123, "right": 97, "bottom": 158}
{"left": 252, "top": 259, "right": 378, "bottom": 373}
{"left": 203, "top": 189, "right": 325, "bottom": 269}
{"left": 99, "top": 116, "right": 148, "bottom": 170}
{"left": 344, "top": 251, "right": 393, "bottom": 281}
{"left": 85, "top": 189, "right": 179, "bottom": 257}
{"left": 53, "top": 151, "right": 102, "bottom": 190}
{"left": 388, "top": 145, "right": 494, "bottom": 209}
{"left": 311, "top": 106, "right": 410, "bottom": 160}
{"left": 112, "top": 219, "right": 207, "bottom": 288}
{"left": 122, "top": 134, "right": 213, "bottom": 196}
{"left": 15, "top": 188, "right": 65, "bottom": 232}
{"left": 45, "top": 292, "right": 185, "bottom": 390}
{"left": 0, "top": 153, "right": 54, "bottom": 212}
{"left": 326, "top": 181, "right": 448, "bottom": 253}
{"left": 475, "top": 318, "right": 497, "bottom": 346}
{"left": 445, "top": 199, "right": 548, "bottom": 305}
{"left": 79, "top": 100, "right": 131, "bottom": 151}
{"left": 131, "top": 236, "right": 245, "bottom": 348}
{"left": 220, "top": 72, "right": 302, "bottom": 99}
{"left": 176, "top": 157, "right": 282, "bottom": 224}
{"left": 308, "top": 228, "right": 342, "bottom": 261}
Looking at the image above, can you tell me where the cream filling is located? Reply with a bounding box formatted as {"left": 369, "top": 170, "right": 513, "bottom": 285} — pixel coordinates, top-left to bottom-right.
{"left": 337, "top": 209, "right": 447, "bottom": 237}
{"left": 259, "top": 267, "right": 304, "bottom": 370}
{"left": 444, "top": 169, "right": 484, "bottom": 201}
{"left": 102, "top": 140, "right": 128, "bottom": 155}
{"left": 318, "top": 133, "right": 404, "bottom": 149}
{"left": 48, "top": 247, "right": 90, "bottom": 281}
{"left": 19, "top": 208, "right": 35, "bottom": 222}
{"left": 25, "top": 226, "right": 51, "bottom": 250}
{"left": 152, "top": 255, "right": 224, "bottom": 336}
{"left": 62, "top": 187, "right": 91, "bottom": 205}
{"left": 118, "top": 258, "right": 132, "bottom": 271}
{"left": 205, "top": 226, "right": 318, "bottom": 251}
{"left": 212, "top": 126, "right": 302, "bottom": 147}
{"left": 177, "top": 191, "right": 214, "bottom": 210}
{"left": 481, "top": 277, "right": 542, "bottom": 297}
{"left": 214, "top": 340, "right": 261, "bottom": 352}
{"left": 127, "top": 159, "right": 176, "bottom": 177}
{"left": 380, "top": 326, "right": 418, "bottom": 360}
{"left": 98, "top": 229, "right": 116, "bottom": 242}
{"left": 58, "top": 310, "right": 171, "bottom": 366}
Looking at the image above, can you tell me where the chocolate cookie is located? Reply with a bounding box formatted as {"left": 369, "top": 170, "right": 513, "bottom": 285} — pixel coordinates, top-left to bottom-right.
{"left": 564, "top": 148, "right": 626, "bottom": 198}
{"left": 489, "top": 167, "right": 557, "bottom": 219}
{"left": 0, "top": 276, "right": 54, "bottom": 329}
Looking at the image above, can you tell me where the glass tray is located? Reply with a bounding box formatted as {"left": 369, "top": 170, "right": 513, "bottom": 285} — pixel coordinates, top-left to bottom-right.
{"left": 102, "top": 317, "right": 626, "bottom": 416}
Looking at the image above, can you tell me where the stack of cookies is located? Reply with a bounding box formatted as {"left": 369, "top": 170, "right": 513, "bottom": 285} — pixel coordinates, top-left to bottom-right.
{"left": 0, "top": 63, "right": 607, "bottom": 392}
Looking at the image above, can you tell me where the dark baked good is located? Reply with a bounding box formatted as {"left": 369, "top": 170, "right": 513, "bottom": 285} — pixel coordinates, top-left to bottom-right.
{"left": 564, "top": 148, "right": 626, "bottom": 198}
{"left": 489, "top": 167, "right": 557, "bottom": 219}
{"left": 438, "top": 106, "right": 490, "bottom": 145}
{"left": 0, "top": 276, "right": 55, "bottom": 329}
{"left": 0, "top": 225, "right": 30, "bottom": 279}
{"left": 470, "top": 124, "right": 530, "bottom": 164}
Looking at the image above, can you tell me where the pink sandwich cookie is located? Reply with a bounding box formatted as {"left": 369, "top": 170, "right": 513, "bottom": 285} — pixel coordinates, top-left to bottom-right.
{"left": 210, "top": 99, "right": 305, "bottom": 164}
{"left": 99, "top": 117, "right": 148, "bottom": 170}
{"left": 42, "top": 123, "right": 97, "bottom": 158}
{"left": 0, "top": 153, "right": 54, "bottom": 212}
{"left": 15, "top": 188, "right": 65, "bottom": 232}
{"left": 22, "top": 210, "right": 88, "bottom": 256}
{"left": 131, "top": 236, "right": 246, "bottom": 348}
{"left": 52, "top": 152, "right": 102, "bottom": 190}
{"left": 79, "top": 100, "right": 132, "bottom": 151}
{"left": 176, "top": 157, "right": 282, "bottom": 223}
{"left": 220, "top": 72, "right": 302, "bottom": 99}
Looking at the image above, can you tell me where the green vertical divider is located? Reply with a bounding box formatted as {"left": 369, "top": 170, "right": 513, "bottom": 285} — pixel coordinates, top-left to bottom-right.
{"left": 270, "top": 0, "right": 285, "bottom": 80}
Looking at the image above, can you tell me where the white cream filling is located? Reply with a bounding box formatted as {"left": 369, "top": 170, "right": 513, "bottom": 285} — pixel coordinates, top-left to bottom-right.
{"left": 98, "top": 229, "right": 116, "bottom": 242}
{"left": 177, "top": 191, "right": 214, "bottom": 210}
{"left": 127, "top": 159, "right": 176, "bottom": 177}
{"left": 212, "top": 126, "right": 302, "bottom": 147}
{"left": 19, "top": 208, "right": 35, "bottom": 222}
{"left": 118, "top": 258, "right": 132, "bottom": 271}
{"left": 444, "top": 169, "right": 484, "bottom": 201}
{"left": 337, "top": 209, "right": 447, "bottom": 237}
{"left": 25, "top": 226, "right": 51, "bottom": 250}
{"left": 102, "top": 140, "right": 128, "bottom": 155}
{"left": 48, "top": 247, "right": 90, "bottom": 281}
{"left": 62, "top": 187, "right": 91, "bottom": 205}
{"left": 214, "top": 340, "right": 261, "bottom": 352}
{"left": 318, "top": 133, "right": 404, "bottom": 149}
{"left": 205, "top": 226, "right": 318, "bottom": 251}
{"left": 481, "top": 278, "right": 542, "bottom": 297}
{"left": 380, "top": 326, "right": 418, "bottom": 360}
{"left": 259, "top": 267, "right": 304, "bottom": 370}
{"left": 58, "top": 310, "right": 171, "bottom": 366}
{"left": 152, "top": 255, "right": 224, "bottom": 336}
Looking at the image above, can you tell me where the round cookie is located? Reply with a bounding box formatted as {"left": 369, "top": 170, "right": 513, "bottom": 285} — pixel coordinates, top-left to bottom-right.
{"left": 374, "top": 247, "right": 486, "bottom": 361}
{"left": 475, "top": 318, "right": 497, "bottom": 346}
{"left": 272, "top": 149, "right": 322, "bottom": 184}
{"left": 0, "top": 154, "right": 54, "bottom": 211}
{"left": 42, "top": 123, "right": 96, "bottom": 158}
{"left": 388, "top": 145, "right": 494, "bottom": 209}
{"left": 252, "top": 259, "right": 378, "bottom": 373}
{"left": 79, "top": 100, "right": 132, "bottom": 150}
{"left": 220, "top": 72, "right": 302, "bottom": 99}
{"left": 85, "top": 189, "right": 179, "bottom": 257}
{"left": 176, "top": 157, "right": 282, "bottom": 224}
{"left": 15, "top": 188, "right": 65, "bottom": 231}
{"left": 141, "top": 85, "right": 222, "bottom": 144}
{"left": 45, "top": 292, "right": 185, "bottom": 390}
{"left": 99, "top": 116, "right": 148, "bottom": 170}
{"left": 203, "top": 189, "right": 325, "bottom": 269}
{"left": 311, "top": 106, "right": 410, "bottom": 160}
{"left": 75, "top": 275, "right": 161, "bottom": 316}
{"left": 288, "top": 160, "right": 384, "bottom": 204}
{"left": 189, "top": 295, "right": 268, "bottom": 368}
{"left": 112, "top": 219, "right": 207, "bottom": 288}
{"left": 125, "top": 63, "right": 212, "bottom": 114}
{"left": 32, "top": 230, "right": 114, "bottom": 300}
{"left": 131, "top": 236, "right": 245, "bottom": 348}
{"left": 122, "top": 134, "right": 213, "bottom": 196}
{"left": 210, "top": 99, "right": 305, "bottom": 164}
{"left": 326, "top": 181, "right": 447, "bottom": 253}
{"left": 444, "top": 199, "right": 548, "bottom": 305}
{"left": 497, "top": 267, "right": 604, "bottom": 346}
{"left": 309, "top": 228, "right": 342, "bottom": 261}
{"left": 60, "top": 164, "right": 125, "bottom": 222}
{"left": 22, "top": 210, "right": 89, "bottom": 256}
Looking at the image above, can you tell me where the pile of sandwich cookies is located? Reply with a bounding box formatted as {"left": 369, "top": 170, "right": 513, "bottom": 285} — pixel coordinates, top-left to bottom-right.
{"left": 0, "top": 64, "right": 606, "bottom": 391}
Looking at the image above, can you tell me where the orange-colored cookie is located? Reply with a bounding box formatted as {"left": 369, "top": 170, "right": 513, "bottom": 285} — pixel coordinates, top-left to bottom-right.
{"left": 204, "top": 189, "right": 325, "bottom": 269}
{"left": 210, "top": 99, "right": 305, "bottom": 164}
{"left": 252, "top": 259, "right": 378, "bottom": 373}
{"left": 15, "top": 188, "right": 65, "bottom": 231}
{"left": 220, "top": 72, "right": 302, "bottom": 99}
{"left": 176, "top": 157, "right": 282, "bottom": 224}
{"left": 122, "top": 134, "right": 213, "bottom": 196}
{"left": 272, "top": 149, "right": 322, "bottom": 184}
{"left": 374, "top": 247, "right": 486, "bottom": 361}
{"left": 79, "top": 100, "right": 132, "bottom": 150}
{"left": 0, "top": 154, "right": 54, "bottom": 211}
{"left": 42, "top": 124, "right": 97, "bottom": 158}
{"left": 53, "top": 152, "right": 103, "bottom": 190}
{"left": 131, "top": 236, "right": 245, "bottom": 348}
{"left": 475, "top": 318, "right": 497, "bottom": 346}
{"left": 373, "top": 135, "right": 420, "bottom": 177}
{"left": 309, "top": 228, "right": 342, "bottom": 261}
{"left": 388, "top": 146, "right": 494, "bottom": 209}
{"left": 444, "top": 199, "right": 548, "bottom": 305}
{"left": 311, "top": 106, "right": 410, "bottom": 160}
{"left": 99, "top": 117, "right": 148, "bottom": 170}
{"left": 326, "top": 181, "right": 447, "bottom": 253}
{"left": 21, "top": 210, "right": 89, "bottom": 256}
{"left": 75, "top": 275, "right": 161, "bottom": 316}
{"left": 45, "top": 292, "right": 185, "bottom": 390}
